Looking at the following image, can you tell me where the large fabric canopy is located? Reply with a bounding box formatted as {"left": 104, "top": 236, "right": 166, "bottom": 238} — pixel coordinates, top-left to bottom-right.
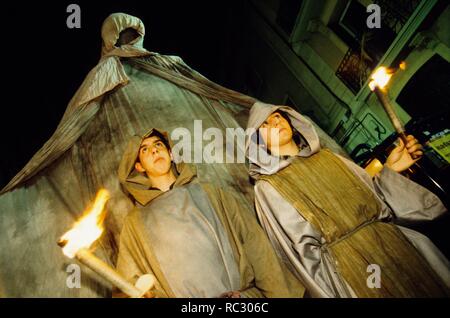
{"left": 0, "top": 13, "right": 346, "bottom": 297}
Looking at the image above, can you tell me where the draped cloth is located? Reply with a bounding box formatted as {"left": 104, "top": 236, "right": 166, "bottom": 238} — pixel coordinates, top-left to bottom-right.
{"left": 0, "top": 14, "right": 255, "bottom": 194}
{"left": 0, "top": 13, "right": 258, "bottom": 297}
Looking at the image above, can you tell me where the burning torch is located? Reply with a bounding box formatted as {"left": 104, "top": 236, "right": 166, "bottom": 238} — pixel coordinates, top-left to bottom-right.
{"left": 368, "top": 63, "right": 420, "bottom": 160}
{"left": 368, "top": 64, "right": 408, "bottom": 143}
{"left": 58, "top": 189, "right": 155, "bottom": 298}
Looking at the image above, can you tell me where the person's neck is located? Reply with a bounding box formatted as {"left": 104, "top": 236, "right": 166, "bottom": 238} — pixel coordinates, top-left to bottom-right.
{"left": 271, "top": 140, "right": 299, "bottom": 157}
{"left": 148, "top": 171, "right": 177, "bottom": 192}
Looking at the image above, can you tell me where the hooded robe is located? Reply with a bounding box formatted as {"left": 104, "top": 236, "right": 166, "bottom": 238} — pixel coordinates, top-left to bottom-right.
{"left": 245, "top": 102, "right": 450, "bottom": 298}
{"left": 0, "top": 13, "right": 259, "bottom": 297}
{"left": 116, "top": 129, "right": 305, "bottom": 298}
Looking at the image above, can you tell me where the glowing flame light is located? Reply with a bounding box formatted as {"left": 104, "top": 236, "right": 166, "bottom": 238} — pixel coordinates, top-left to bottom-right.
{"left": 60, "top": 189, "right": 110, "bottom": 258}
{"left": 368, "top": 66, "right": 393, "bottom": 91}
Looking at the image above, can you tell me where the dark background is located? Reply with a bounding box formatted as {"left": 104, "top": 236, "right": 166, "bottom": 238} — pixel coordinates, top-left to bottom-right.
{"left": 1, "top": 0, "right": 246, "bottom": 188}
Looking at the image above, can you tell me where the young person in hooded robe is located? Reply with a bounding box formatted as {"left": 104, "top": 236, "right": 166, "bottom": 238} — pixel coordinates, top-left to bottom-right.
{"left": 115, "top": 128, "right": 305, "bottom": 298}
{"left": 245, "top": 102, "right": 450, "bottom": 298}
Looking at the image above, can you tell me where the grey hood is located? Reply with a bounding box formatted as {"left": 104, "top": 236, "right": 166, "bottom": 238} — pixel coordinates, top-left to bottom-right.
{"left": 245, "top": 102, "right": 321, "bottom": 179}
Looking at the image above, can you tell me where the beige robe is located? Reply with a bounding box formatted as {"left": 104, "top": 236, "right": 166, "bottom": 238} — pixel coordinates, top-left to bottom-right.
{"left": 115, "top": 129, "right": 305, "bottom": 298}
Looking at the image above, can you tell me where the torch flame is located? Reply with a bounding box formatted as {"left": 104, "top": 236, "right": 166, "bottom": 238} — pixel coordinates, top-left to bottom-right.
{"left": 368, "top": 66, "right": 393, "bottom": 91}
{"left": 60, "top": 189, "right": 110, "bottom": 258}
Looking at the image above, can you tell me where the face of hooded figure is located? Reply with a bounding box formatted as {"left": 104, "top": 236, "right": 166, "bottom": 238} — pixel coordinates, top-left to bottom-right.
{"left": 119, "top": 128, "right": 196, "bottom": 205}
{"left": 135, "top": 135, "right": 172, "bottom": 178}
{"left": 245, "top": 102, "right": 321, "bottom": 178}
{"left": 259, "top": 111, "right": 298, "bottom": 156}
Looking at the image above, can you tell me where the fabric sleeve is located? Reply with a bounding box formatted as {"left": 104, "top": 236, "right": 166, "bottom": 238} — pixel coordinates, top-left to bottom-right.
{"left": 373, "top": 165, "right": 446, "bottom": 223}
{"left": 114, "top": 215, "right": 167, "bottom": 298}
{"left": 335, "top": 154, "right": 447, "bottom": 223}
{"left": 114, "top": 218, "right": 143, "bottom": 298}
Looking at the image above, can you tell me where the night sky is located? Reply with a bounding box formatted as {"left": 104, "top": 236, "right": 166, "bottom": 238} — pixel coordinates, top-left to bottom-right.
{"left": 1, "top": 0, "right": 246, "bottom": 188}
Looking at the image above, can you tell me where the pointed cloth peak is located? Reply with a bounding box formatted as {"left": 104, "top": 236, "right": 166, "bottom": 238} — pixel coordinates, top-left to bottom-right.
{"left": 101, "top": 13, "right": 146, "bottom": 57}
